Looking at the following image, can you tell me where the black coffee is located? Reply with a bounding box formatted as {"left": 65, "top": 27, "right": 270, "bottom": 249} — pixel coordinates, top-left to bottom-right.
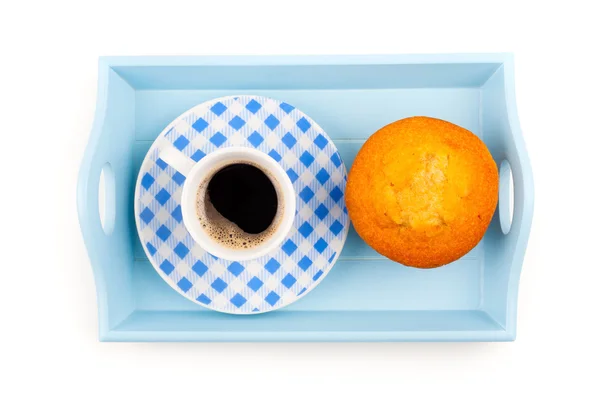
{"left": 196, "top": 162, "right": 282, "bottom": 250}
{"left": 207, "top": 164, "right": 278, "bottom": 234}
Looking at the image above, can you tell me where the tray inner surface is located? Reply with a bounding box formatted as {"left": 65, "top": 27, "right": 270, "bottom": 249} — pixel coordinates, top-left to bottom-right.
{"left": 131, "top": 88, "right": 484, "bottom": 312}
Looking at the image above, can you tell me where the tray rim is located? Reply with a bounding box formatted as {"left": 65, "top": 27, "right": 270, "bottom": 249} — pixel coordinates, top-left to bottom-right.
{"left": 100, "top": 53, "right": 513, "bottom": 67}
{"left": 77, "top": 53, "right": 534, "bottom": 342}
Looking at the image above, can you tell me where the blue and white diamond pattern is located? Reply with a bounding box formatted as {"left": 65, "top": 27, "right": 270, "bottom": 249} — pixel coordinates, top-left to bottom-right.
{"left": 135, "top": 95, "right": 349, "bottom": 314}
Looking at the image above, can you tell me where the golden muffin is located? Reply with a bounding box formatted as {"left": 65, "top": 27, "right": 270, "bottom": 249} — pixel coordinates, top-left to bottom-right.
{"left": 346, "top": 116, "right": 498, "bottom": 268}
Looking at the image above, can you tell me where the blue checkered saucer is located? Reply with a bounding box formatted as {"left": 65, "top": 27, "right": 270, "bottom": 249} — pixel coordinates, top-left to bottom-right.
{"left": 134, "top": 95, "right": 349, "bottom": 314}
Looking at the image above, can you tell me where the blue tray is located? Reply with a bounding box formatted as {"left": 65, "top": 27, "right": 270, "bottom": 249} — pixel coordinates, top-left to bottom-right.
{"left": 77, "top": 54, "right": 533, "bottom": 341}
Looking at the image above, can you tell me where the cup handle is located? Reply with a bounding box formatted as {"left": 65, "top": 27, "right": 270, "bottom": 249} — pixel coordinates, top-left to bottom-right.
{"left": 158, "top": 140, "right": 195, "bottom": 176}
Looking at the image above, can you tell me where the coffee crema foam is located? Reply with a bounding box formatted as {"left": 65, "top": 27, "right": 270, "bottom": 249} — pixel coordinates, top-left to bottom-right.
{"left": 195, "top": 162, "right": 284, "bottom": 250}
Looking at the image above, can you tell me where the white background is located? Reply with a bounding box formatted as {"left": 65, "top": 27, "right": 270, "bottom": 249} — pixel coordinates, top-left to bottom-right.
{"left": 1, "top": 0, "right": 599, "bottom": 398}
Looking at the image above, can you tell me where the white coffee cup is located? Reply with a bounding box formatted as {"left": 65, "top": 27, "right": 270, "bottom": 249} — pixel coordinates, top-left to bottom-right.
{"left": 159, "top": 144, "right": 296, "bottom": 261}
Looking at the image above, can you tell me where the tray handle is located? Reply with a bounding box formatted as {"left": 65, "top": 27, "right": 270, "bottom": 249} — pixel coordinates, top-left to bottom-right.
{"left": 501, "top": 56, "right": 534, "bottom": 338}
{"left": 76, "top": 59, "right": 138, "bottom": 336}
